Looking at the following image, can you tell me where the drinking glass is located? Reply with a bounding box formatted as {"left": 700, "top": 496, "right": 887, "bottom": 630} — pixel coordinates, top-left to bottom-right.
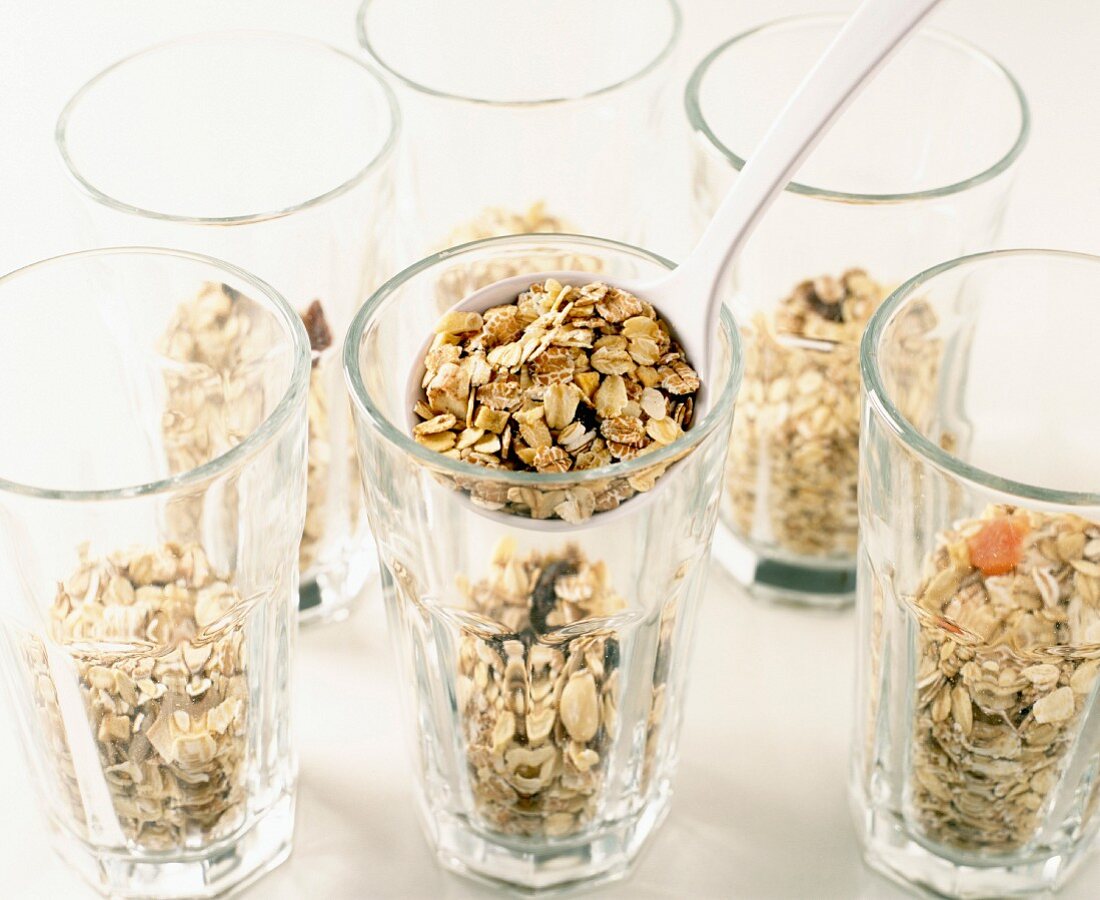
{"left": 0, "top": 249, "right": 309, "bottom": 898}
{"left": 854, "top": 250, "right": 1100, "bottom": 897}
{"left": 687, "top": 16, "right": 1029, "bottom": 606}
{"left": 56, "top": 32, "right": 399, "bottom": 623}
{"left": 357, "top": 0, "right": 684, "bottom": 264}
{"left": 344, "top": 234, "right": 741, "bottom": 891}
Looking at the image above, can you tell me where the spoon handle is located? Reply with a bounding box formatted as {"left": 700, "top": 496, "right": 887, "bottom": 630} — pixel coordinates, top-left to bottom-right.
{"left": 685, "top": 0, "right": 943, "bottom": 364}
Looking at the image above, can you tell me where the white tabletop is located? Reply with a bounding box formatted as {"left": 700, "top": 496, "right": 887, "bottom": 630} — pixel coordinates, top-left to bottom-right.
{"left": 4, "top": 1, "right": 1100, "bottom": 897}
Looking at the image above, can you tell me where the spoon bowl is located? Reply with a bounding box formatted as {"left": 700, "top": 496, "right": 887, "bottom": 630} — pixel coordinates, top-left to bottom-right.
{"left": 404, "top": 263, "right": 736, "bottom": 531}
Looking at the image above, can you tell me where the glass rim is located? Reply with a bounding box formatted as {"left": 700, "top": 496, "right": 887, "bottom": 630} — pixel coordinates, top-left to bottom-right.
{"left": 55, "top": 30, "right": 402, "bottom": 226}
{"left": 343, "top": 233, "right": 744, "bottom": 488}
{"left": 0, "top": 247, "right": 311, "bottom": 502}
{"left": 861, "top": 248, "right": 1100, "bottom": 507}
{"left": 685, "top": 14, "right": 1030, "bottom": 204}
{"left": 356, "top": 0, "right": 682, "bottom": 108}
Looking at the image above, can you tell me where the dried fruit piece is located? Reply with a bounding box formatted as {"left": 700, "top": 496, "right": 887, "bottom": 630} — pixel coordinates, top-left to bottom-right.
{"left": 473, "top": 406, "right": 510, "bottom": 434}
{"left": 530, "top": 559, "right": 577, "bottom": 633}
{"left": 301, "top": 299, "right": 333, "bottom": 360}
{"left": 967, "top": 516, "right": 1029, "bottom": 576}
{"left": 574, "top": 370, "right": 601, "bottom": 399}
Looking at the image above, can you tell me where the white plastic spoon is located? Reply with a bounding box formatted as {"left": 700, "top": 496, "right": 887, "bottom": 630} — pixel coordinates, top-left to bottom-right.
{"left": 408, "top": 0, "right": 943, "bottom": 527}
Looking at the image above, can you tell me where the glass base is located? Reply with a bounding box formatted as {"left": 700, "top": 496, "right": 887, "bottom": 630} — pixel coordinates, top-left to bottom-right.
{"left": 711, "top": 520, "right": 855, "bottom": 608}
{"left": 298, "top": 541, "right": 378, "bottom": 627}
{"left": 53, "top": 792, "right": 295, "bottom": 899}
{"left": 858, "top": 802, "right": 1093, "bottom": 899}
{"left": 426, "top": 792, "right": 670, "bottom": 894}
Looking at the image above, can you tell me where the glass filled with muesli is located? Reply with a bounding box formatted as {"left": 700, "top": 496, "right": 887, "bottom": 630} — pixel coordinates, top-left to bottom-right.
{"left": 357, "top": 0, "right": 685, "bottom": 265}
{"left": 344, "top": 234, "right": 741, "bottom": 891}
{"left": 687, "top": 16, "right": 1029, "bottom": 605}
{"left": 56, "top": 32, "right": 398, "bottom": 624}
{"left": 0, "top": 249, "right": 309, "bottom": 898}
{"left": 853, "top": 250, "right": 1100, "bottom": 897}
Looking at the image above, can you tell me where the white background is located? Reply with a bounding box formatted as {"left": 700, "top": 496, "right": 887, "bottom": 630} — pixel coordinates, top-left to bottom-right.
{"left": 3, "top": 1, "right": 1100, "bottom": 897}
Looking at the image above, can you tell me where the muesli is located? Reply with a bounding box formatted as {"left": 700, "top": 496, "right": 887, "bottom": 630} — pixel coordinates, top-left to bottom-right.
{"left": 726, "top": 269, "right": 939, "bottom": 556}
{"left": 435, "top": 202, "right": 602, "bottom": 304}
{"left": 413, "top": 280, "right": 699, "bottom": 522}
{"left": 909, "top": 505, "right": 1100, "bottom": 852}
{"left": 159, "top": 283, "right": 339, "bottom": 573}
{"left": 455, "top": 540, "right": 623, "bottom": 837}
{"left": 50, "top": 542, "right": 248, "bottom": 850}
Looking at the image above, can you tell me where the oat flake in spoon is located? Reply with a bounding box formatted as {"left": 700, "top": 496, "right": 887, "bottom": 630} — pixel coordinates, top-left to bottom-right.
{"left": 415, "top": 280, "right": 699, "bottom": 472}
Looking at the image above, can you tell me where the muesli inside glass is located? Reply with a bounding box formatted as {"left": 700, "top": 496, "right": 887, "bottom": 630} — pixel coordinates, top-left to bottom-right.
{"left": 0, "top": 249, "right": 309, "bottom": 899}
{"left": 854, "top": 250, "right": 1100, "bottom": 899}
{"left": 56, "top": 32, "right": 398, "bottom": 624}
{"left": 344, "top": 234, "right": 742, "bottom": 891}
{"left": 687, "top": 16, "right": 1028, "bottom": 606}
